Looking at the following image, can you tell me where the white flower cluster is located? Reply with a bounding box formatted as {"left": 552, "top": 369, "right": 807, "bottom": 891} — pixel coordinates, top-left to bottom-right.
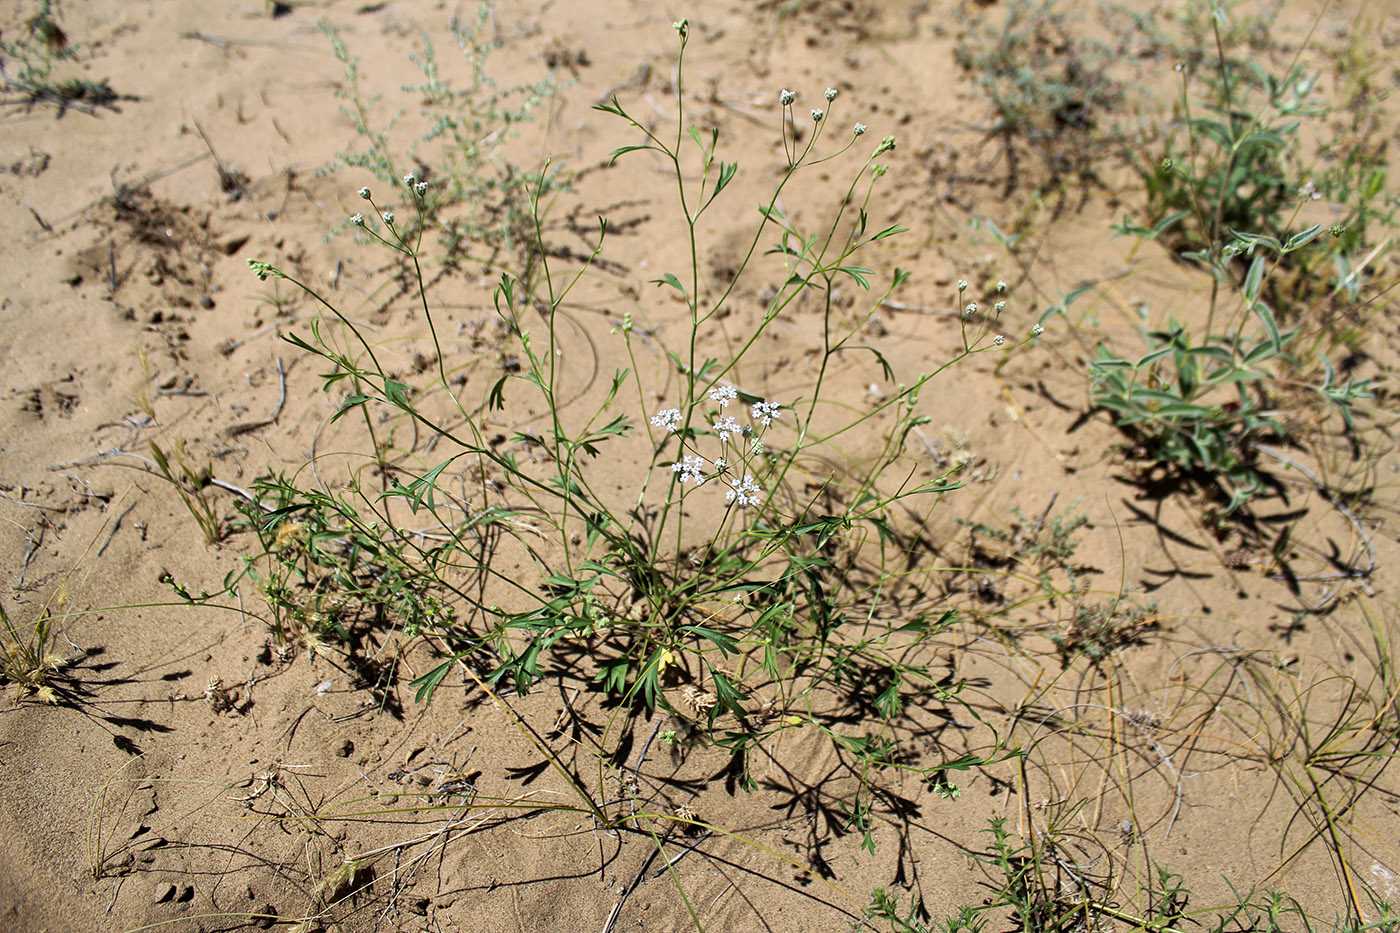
{"left": 673, "top": 454, "right": 706, "bottom": 485}
{"left": 708, "top": 384, "right": 737, "bottom": 407}
{"left": 712, "top": 416, "right": 741, "bottom": 443}
{"left": 752, "top": 401, "right": 780, "bottom": 426}
{"left": 650, "top": 407, "right": 682, "bottom": 432}
{"left": 726, "top": 474, "right": 763, "bottom": 507}
{"left": 647, "top": 388, "right": 784, "bottom": 508}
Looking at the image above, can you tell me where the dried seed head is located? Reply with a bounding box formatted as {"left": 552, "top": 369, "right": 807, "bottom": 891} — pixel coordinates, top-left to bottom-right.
{"left": 682, "top": 684, "right": 716, "bottom": 713}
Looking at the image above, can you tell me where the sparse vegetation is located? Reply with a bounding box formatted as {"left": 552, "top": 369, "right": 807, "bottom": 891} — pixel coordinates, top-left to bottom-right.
{"left": 319, "top": 7, "right": 566, "bottom": 265}
{"left": 2, "top": 1, "right": 1398, "bottom": 930}
{"left": 0, "top": 597, "right": 68, "bottom": 704}
{"left": 0, "top": 1, "right": 119, "bottom": 115}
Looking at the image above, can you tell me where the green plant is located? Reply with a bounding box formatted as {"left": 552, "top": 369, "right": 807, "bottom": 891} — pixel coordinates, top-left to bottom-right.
{"left": 1051, "top": 591, "right": 1158, "bottom": 666}
{"left": 1, "top": 594, "right": 68, "bottom": 704}
{"left": 1095, "top": 3, "right": 1389, "bottom": 518}
{"left": 1124, "top": 1, "right": 1397, "bottom": 317}
{"left": 954, "top": 0, "right": 1130, "bottom": 210}
{"left": 224, "top": 472, "right": 455, "bottom": 651}
{"left": 319, "top": 6, "right": 564, "bottom": 265}
{"left": 957, "top": 500, "right": 1090, "bottom": 597}
{"left": 1090, "top": 227, "right": 1374, "bottom": 512}
{"left": 149, "top": 440, "right": 225, "bottom": 544}
{"left": 1, "top": 502, "right": 125, "bottom": 704}
{"left": 0, "top": 1, "right": 119, "bottom": 115}
{"left": 231, "top": 22, "right": 1024, "bottom": 891}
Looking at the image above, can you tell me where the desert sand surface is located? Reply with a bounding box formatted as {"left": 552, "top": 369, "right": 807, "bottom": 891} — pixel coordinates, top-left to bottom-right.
{"left": 1, "top": 1, "right": 1399, "bottom": 931}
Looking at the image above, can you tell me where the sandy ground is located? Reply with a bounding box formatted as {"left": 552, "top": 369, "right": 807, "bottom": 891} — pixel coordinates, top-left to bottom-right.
{"left": 1, "top": 1, "right": 1398, "bottom": 931}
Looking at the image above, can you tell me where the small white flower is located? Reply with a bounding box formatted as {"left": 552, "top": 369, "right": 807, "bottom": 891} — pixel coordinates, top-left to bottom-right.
{"left": 957, "top": 279, "right": 968, "bottom": 292}
{"left": 726, "top": 473, "right": 763, "bottom": 507}
{"left": 382, "top": 210, "right": 395, "bottom": 225}
{"left": 824, "top": 87, "right": 838, "bottom": 101}
{"left": 349, "top": 213, "right": 365, "bottom": 226}
{"left": 672, "top": 454, "right": 706, "bottom": 485}
{"left": 713, "top": 417, "right": 741, "bottom": 443}
{"left": 780, "top": 89, "right": 795, "bottom": 105}
{"left": 708, "top": 384, "right": 737, "bottom": 408}
{"left": 1300, "top": 180, "right": 1321, "bottom": 201}
{"left": 965, "top": 302, "right": 977, "bottom": 316}
{"left": 853, "top": 122, "right": 867, "bottom": 136}
{"left": 811, "top": 108, "right": 824, "bottom": 122}
{"left": 750, "top": 438, "right": 765, "bottom": 455}
{"left": 996, "top": 280, "right": 1006, "bottom": 293}
{"left": 357, "top": 186, "right": 371, "bottom": 200}
{"left": 713, "top": 457, "right": 728, "bottom": 472}
{"left": 994, "top": 335, "right": 1005, "bottom": 346}
{"left": 751, "top": 401, "right": 781, "bottom": 427}
{"left": 994, "top": 300, "right": 1006, "bottom": 313}
{"left": 414, "top": 181, "right": 428, "bottom": 197}
{"left": 650, "top": 408, "right": 683, "bottom": 433}
{"left": 403, "top": 173, "right": 417, "bottom": 187}
{"left": 1031, "top": 323, "right": 1044, "bottom": 337}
